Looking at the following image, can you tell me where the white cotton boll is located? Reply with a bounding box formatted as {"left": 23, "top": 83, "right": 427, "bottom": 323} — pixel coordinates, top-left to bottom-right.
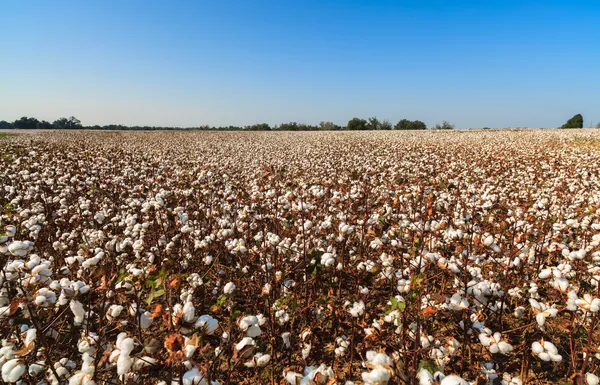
{"left": 107, "top": 305, "right": 124, "bottom": 320}
{"left": 140, "top": 311, "right": 153, "bottom": 329}
{"left": 538, "top": 269, "right": 552, "bottom": 279}
{"left": 7, "top": 241, "right": 29, "bottom": 257}
{"left": 182, "top": 367, "right": 208, "bottom": 385}
{"left": 244, "top": 352, "right": 271, "bottom": 368}
{"left": 483, "top": 235, "right": 494, "bottom": 246}
{"left": 586, "top": 373, "right": 599, "bottom": 385}
{"left": 195, "top": 315, "right": 219, "bottom": 335}
{"left": 223, "top": 282, "right": 236, "bottom": 294}
{"left": 235, "top": 337, "right": 255, "bottom": 352}
{"left": 285, "top": 371, "right": 303, "bottom": 385}
{"left": 5, "top": 225, "right": 16, "bottom": 237}
{"left": 94, "top": 212, "right": 105, "bottom": 224}
{"left": 132, "top": 356, "right": 156, "bottom": 371}
{"left": 70, "top": 373, "right": 96, "bottom": 385}
{"left": 28, "top": 361, "right": 45, "bottom": 376}
{"left": 348, "top": 301, "right": 365, "bottom": 317}
{"left": 117, "top": 338, "right": 133, "bottom": 376}
{"left": 183, "top": 300, "right": 195, "bottom": 323}
{"left": 281, "top": 332, "right": 291, "bottom": 348}
{"left": 246, "top": 325, "right": 262, "bottom": 338}
{"left": 440, "top": 375, "right": 469, "bottom": 385}
{"left": 70, "top": 300, "right": 85, "bottom": 325}
{"left": 25, "top": 328, "right": 37, "bottom": 346}
{"left": 362, "top": 367, "right": 391, "bottom": 384}
{"left": 417, "top": 368, "right": 435, "bottom": 385}
{"left": 320, "top": 253, "right": 335, "bottom": 267}
{"left": 2, "top": 359, "right": 26, "bottom": 382}
{"left": 301, "top": 343, "right": 311, "bottom": 359}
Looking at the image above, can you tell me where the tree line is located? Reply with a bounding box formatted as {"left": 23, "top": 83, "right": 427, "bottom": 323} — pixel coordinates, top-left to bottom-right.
{"left": 0, "top": 116, "right": 453, "bottom": 131}
{"left": 2, "top": 114, "right": 595, "bottom": 131}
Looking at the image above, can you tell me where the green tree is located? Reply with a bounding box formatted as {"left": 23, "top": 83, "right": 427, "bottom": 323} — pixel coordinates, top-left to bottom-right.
{"left": 394, "top": 119, "right": 411, "bottom": 130}
{"left": 0, "top": 120, "right": 14, "bottom": 129}
{"left": 53, "top": 116, "right": 82, "bottom": 129}
{"left": 380, "top": 120, "right": 393, "bottom": 130}
{"left": 408, "top": 120, "right": 427, "bottom": 130}
{"left": 318, "top": 121, "right": 336, "bottom": 130}
{"left": 561, "top": 114, "right": 583, "bottom": 129}
{"left": 346, "top": 117, "right": 368, "bottom": 130}
{"left": 245, "top": 123, "right": 270, "bottom": 131}
{"left": 433, "top": 120, "right": 455, "bottom": 130}
{"left": 596, "top": 122, "right": 600, "bottom": 129}
{"left": 36, "top": 120, "right": 53, "bottom": 129}
{"left": 14, "top": 116, "right": 39, "bottom": 129}
{"left": 367, "top": 117, "right": 380, "bottom": 130}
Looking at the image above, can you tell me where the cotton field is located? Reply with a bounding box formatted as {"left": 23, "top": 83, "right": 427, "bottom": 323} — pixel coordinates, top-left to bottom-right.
{"left": 1, "top": 129, "right": 600, "bottom": 385}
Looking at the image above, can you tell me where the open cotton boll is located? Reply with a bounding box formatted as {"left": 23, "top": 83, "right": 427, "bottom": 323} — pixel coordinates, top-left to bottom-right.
{"left": 70, "top": 300, "right": 86, "bottom": 325}
{"left": 182, "top": 367, "right": 208, "bottom": 385}
{"left": 575, "top": 294, "right": 600, "bottom": 313}
{"left": 116, "top": 340, "right": 135, "bottom": 376}
{"left": 244, "top": 352, "right": 271, "bottom": 368}
{"left": 7, "top": 241, "right": 30, "bottom": 257}
{"left": 531, "top": 340, "right": 562, "bottom": 362}
{"left": 239, "top": 315, "right": 262, "bottom": 337}
{"left": 140, "top": 311, "right": 153, "bottom": 329}
{"left": 361, "top": 351, "right": 394, "bottom": 385}
{"left": 195, "top": 315, "right": 219, "bottom": 334}
{"left": 348, "top": 301, "right": 365, "bottom": 317}
{"left": 586, "top": 373, "right": 599, "bottom": 385}
{"left": 106, "top": 305, "right": 124, "bottom": 320}
{"left": 320, "top": 252, "right": 335, "bottom": 267}
{"left": 417, "top": 368, "right": 435, "bottom": 385}
{"left": 440, "top": 375, "right": 469, "bottom": 385}
{"left": 2, "top": 359, "right": 26, "bottom": 382}
{"left": 183, "top": 300, "right": 195, "bottom": 323}
{"left": 223, "top": 282, "right": 236, "bottom": 294}
{"left": 362, "top": 367, "right": 392, "bottom": 384}
{"left": 68, "top": 371, "right": 96, "bottom": 385}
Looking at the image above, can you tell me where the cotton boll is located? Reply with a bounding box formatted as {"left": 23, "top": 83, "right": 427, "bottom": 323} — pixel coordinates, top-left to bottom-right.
{"left": 361, "top": 367, "right": 391, "bottom": 385}
{"left": 183, "top": 300, "right": 195, "bottom": 323}
{"left": 417, "top": 368, "right": 435, "bottom": 385}
{"left": 70, "top": 300, "right": 86, "bottom": 325}
{"left": 586, "top": 373, "right": 599, "bottom": 385}
{"left": 195, "top": 315, "right": 219, "bottom": 335}
{"left": 348, "top": 301, "right": 365, "bottom": 317}
{"left": 106, "top": 305, "right": 124, "bottom": 320}
{"left": 440, "top": 375, "right": 469, "bottom": 385}
{"left": 2, "top": 359, "right": 26, "bottom": 382}
{"left": 182, "top": 367, "right": 208, "bottom": 385}
{"left": 223, "top": 282, "right": 236, "bottom": 294}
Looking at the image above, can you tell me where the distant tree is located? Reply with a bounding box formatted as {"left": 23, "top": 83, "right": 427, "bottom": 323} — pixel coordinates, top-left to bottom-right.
{"left": 408, "top": 120, "right": 427, "bottom": 130}
{"left": 596, "top": 122, "right": 600, "bottom": 129}
{"left": 53, "top": 116, "right": 82, "bottom": 129}
{"left": 278, "top": 122, "right": 299, "bottom": 131}
{"left": 0, "top": 120, "right": 14, "bottom": 129}
{"left": 36, "top": 120, "right": 53, "bottom": 129}
{"left": 380, "top": 120, "right": 393, "bottom": 130}
{"left": 14, "top": 116, "right": 39, "bottom": 129}
{"left": 367, "top": 117, "right": 380, "bottom": 130}
{"left": 346, "top": 117, "right": 368, "bottom": 130}
{"left": 433, "top": 120, "right": 455, "bottom": 130}
{"left": 319, "top": 121, "right": 336, "bottom": 130}
{"left": 561, "top": 114, "right": 583, "bottom": 129}
{"left": 394, "top": 119, "right": 411, "bottom": 130}
{"left": 246, "top": 123, "right": 270, "bottom": 131}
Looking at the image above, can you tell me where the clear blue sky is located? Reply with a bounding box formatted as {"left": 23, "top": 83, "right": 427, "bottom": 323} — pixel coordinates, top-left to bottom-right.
{"left": 1, "top": 0, "right": 599, "bottom": 128}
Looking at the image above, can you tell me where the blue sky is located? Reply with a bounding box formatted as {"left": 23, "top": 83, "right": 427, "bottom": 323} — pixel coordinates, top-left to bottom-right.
{"left": 1, "top": 0, "right": 599, "bottom": 128}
